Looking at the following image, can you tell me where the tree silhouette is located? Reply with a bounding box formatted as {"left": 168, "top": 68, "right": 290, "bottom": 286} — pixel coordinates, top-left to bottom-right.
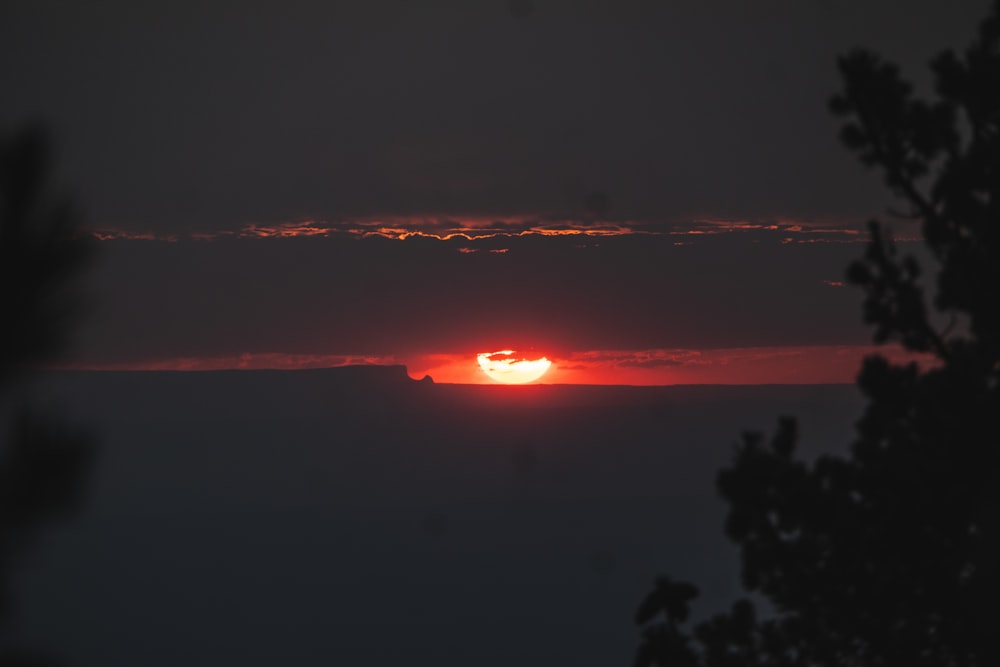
{"left": 0, "top": 124, "right": 96, "bottom": 665}
{"left": 636, "top": 3, "right": 1000, "bottom": 666}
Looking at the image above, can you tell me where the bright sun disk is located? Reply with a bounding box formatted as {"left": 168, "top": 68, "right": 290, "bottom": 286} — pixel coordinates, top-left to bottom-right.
{"left": 477, "top": 350, "right": 552, "bottom": 384}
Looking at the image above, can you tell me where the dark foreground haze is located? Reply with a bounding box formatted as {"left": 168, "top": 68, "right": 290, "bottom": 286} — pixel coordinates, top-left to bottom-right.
{"left": 12, "top": 367, "right": 862, "bottom": 667}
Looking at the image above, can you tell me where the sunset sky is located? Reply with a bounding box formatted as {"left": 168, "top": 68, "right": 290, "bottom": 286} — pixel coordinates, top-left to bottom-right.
{"left": 1, "top": 0, "right": 986, "bottom": 383}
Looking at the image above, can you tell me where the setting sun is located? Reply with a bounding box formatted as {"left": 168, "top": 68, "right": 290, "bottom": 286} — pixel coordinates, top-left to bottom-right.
{"left": 477, "top": 350, "right": 552, "bottom": 384}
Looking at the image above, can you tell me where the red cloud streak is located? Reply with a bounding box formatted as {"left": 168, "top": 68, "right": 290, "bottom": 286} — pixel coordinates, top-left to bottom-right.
{"left": 57, "top": 345, "right": 933, "bottom": 385}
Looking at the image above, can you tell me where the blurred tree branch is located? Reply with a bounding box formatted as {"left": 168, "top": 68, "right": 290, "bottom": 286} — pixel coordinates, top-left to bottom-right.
{"left": 0, "top": 123, "right": 97, "bottom": 665}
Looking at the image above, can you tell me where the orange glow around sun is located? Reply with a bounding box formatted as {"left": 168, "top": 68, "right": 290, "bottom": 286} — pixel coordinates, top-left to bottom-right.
{"left": 476, "top": 350, "right": 552, "bottom": 384}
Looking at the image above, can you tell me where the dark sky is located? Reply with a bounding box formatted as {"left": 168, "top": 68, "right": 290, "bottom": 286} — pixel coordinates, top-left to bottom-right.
{"left": 1, "top": 0, "right": 989, "bottom": 381}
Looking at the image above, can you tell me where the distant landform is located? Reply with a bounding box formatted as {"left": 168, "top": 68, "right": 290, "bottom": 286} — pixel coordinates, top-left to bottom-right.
{"left": 14, "top": 367, "right": 865, "bottom": 667}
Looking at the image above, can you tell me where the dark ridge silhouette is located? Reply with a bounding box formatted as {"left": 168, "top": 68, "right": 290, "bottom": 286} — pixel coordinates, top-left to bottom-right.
{"left": 298, "top": 363, "right": 432, "bottom": 386}
{"left": 165, "top": 363, "right": 430, "bottom": 387}
{"left": 68, "top": 364, "right": 433, "bottom": 407}
{"left": 20, "top": 369, "right": 863, "bottom": 667}
{"left": 1, "top": 123, "right": 96, "bottom": 665}
{"left": 635, "top": 3, "right": 1000, "bottom": 665}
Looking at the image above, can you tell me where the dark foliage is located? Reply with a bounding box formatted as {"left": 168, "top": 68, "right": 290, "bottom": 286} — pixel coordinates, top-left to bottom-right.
{"left": 0, "top": 124, "right": 96, "bottom": 665}
{"left": 636, "top": 3, "right": 1000, "bottom": 666}
{"left": 0, "top": 124, "right": 93, "bottom": 384}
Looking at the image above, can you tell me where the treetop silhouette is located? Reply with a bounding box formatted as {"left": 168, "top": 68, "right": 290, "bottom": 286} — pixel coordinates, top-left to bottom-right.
{"left": 636, "top": 2, "right": 1000, "bottom": 665}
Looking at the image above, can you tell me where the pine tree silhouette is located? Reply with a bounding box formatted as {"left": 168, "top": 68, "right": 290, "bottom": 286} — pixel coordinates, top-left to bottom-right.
{"left": 636, "top": 3, "right": 1000, "bottom": 665}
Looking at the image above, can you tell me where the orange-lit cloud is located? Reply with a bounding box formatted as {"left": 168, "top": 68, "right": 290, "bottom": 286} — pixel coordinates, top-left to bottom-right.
{"left": 85, "top": 215, "right": 872, "bottom": 245}
{"left": 239, "top": 222, "right": 333, "bottom": 238}
{"left": 89, "top": 229, "right": 179, "bottom": 242}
